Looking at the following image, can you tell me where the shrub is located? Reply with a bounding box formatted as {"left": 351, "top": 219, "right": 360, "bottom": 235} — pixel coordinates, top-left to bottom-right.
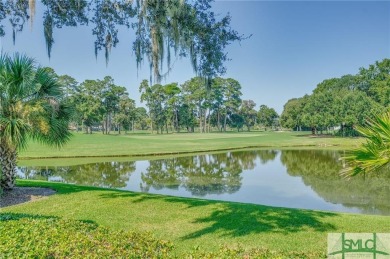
{"left": 186, "top": 246, "right": 326, "bottom": 259}
{"left": 0, "top": 215, "right": 173, "bottom": 258}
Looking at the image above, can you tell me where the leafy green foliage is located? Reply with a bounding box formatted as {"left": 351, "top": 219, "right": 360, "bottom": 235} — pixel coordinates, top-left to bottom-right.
{"left": 343, "top": 111, "right": 390, "bottom": 176}
{"left": 0, "top": 215, "right": 173, "bottom": 258}
{"left": 280, "top": 97, "right": 307, "bottom": 131}
{"left": 257, "top": 105, "right": 279, "bottom": 130}
{"left": 281, "top": 59, "right": 389, "bottom": 135}
{"left": 239, "top": 100, "right": 257, "bottom": 131}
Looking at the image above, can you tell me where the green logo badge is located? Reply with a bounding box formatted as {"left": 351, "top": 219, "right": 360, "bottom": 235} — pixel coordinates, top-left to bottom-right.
{"left": 328, "top": 233, "right": 390, "bottom": 258}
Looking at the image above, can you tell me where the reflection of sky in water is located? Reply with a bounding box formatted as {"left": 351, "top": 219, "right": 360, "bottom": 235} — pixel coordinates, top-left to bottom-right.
{"left": 17, "top": 150, "right": 389, "bottom": 216}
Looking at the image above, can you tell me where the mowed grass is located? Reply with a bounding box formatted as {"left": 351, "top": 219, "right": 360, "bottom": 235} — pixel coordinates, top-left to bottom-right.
{"left": 3, "top": 180, "right": 389, "bottom": 256}
{"left": 20, "top": 131, "right": 362, "bottom": 159}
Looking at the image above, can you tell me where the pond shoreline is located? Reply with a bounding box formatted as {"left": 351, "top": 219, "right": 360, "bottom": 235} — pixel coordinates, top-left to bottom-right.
{"left": 19, "top": 143, "right": 347, "bottom": 160}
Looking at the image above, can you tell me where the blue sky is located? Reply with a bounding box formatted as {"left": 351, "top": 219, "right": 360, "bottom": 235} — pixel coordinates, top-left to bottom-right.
{"left": 1, "top": 1, "right": 389, "bottom": 113}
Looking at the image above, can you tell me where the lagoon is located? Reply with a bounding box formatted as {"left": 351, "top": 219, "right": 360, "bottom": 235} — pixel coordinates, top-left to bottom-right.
{"left": 17, "top": 150, "right": 390, "bottom": 215}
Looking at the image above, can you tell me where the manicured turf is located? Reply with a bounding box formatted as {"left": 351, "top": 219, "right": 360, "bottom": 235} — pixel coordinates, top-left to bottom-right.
{"left": 20, "top": 131, "right": 362, "bottom": 160}
{"left": 3, "top": 180, "right": 389, "bottom": 256}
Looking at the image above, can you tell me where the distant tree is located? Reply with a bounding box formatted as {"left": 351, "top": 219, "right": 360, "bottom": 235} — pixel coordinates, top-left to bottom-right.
{"left": 181, "top": 77, "right": 207, "bottom": 133}
{"left": 75, "top": 79, "right": 104, "bottom": 134}
{"left": 229, "top": 113, "right": 244, "bottom": 132}
{"left": 280, "top": 97, "right": 306, "bottom": 131}
{"left": 177, "top": 103, "right": 197, "bottom": 133}
{"left": 100, "top": 76, "right": 128, "bottom": 134}
{"left": 58, "top": 74, "right": 81, "bottom": 130}
{"left": 134, "top": 107, "right": 149, "bottom": 131}
{"left": 358, "top": 59, "right": 390, "bottom": 107}
{"left": 301, "top": 92, "right": 337, "bottom": 135}
{"left": 164, "top": 83, "right": 181, "bottom": 132}
{"left": 336, "top": 90, "right": 383, "bottom": 136}
{"left": 210, "top": 77, "right": 226, "bottom": 131}
{"left": 139, "top": 80, "right": 154, "bottom": 132}
{"left": 240, "top": 100, "right": 257, "bottom": 131}
{"left": 223, "top": 78, "right": 242, "bottom": 131}
{"left": 258, "top": 105, "right": 279, "bottom": 131}
{"left": 58, "top": 74, "right": 79, "bottom": 98}
{"left": 281, "top": 59, "right": 389, "bottom": 136}
{"left": 114, "top": 96, "right": 136, "bottom": 134}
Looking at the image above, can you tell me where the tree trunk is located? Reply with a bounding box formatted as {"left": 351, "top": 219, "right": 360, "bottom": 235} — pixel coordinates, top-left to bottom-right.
{"left": 203, "top": 109, "right": 207, "bottom": 133}
{"left": 175, "top": 109, "right": 179, "bottom": 133}
{"left": 0, "top": 142, "right": 17, "bottom": 190}
{"left": 150, "top": 114, "right": 153, "bottom": 134}
{"left": 224, "top": 113, "right": 227, "bottom": 132}
{"left": 217, "top": 110, "right": 221, "bottom": 131}
{"left": 199, "top": 108, "right": 203, "bottom": 133}
{"left": 207, "top": 109, "right": 211, "bottom": 133}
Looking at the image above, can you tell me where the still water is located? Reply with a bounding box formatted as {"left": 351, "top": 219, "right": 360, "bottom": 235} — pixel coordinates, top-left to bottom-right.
{"left": 18, "top": 150, "right": 390, "bottom": 215}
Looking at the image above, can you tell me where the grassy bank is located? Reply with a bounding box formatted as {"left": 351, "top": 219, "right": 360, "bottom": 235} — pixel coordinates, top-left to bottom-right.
{"left": 20, "top": 131, "right": 362, "bottom": 160}
{"left": 3, "top": 180, "right": 389, "bottom": 256}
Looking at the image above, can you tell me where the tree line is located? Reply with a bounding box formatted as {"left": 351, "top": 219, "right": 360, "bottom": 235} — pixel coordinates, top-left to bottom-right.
{"left": 59, "top": 58, "right": 390, "bottom": 136}
{"left": 59, "top": 74, "right": 279, "bottom": 134}
{"left": 280, "top": 59, "right": 390, "bottom": 136}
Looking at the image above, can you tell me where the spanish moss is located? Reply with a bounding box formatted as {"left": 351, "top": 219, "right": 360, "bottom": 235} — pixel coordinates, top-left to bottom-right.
{"left": 0, "top": 0, "right": 244, "bottom": 84}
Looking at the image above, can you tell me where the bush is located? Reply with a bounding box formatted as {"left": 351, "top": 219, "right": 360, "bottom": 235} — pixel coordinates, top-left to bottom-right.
{"left": 0, "top": 215, "right": 173, "bottom": 258}
{"left": 186, "top": 246, "right": 326, "bottom": 259}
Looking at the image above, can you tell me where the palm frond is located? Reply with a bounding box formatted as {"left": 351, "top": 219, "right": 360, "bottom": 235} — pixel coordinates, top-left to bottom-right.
{"left": 0, "top": 117, "right": 31, "bottom": 150}
{"left": 0, "top": 52, "right": 72, "bottom": 151}
{"left": 342, "top": 111, "right": 390, "bottom": 177}
{"left": 29, "top": 102, "right": 73, "bottom": 148}
{"left": 34, "top": 67, "right": 62, "bottom": 98}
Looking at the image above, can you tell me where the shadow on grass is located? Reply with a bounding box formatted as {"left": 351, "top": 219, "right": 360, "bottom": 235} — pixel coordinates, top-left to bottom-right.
{"left": 0, "top": 212, "right": 99, "bottom": 227}
{"left": 99, "top": 191, "right": 209, "bottom": 209}
{"left": 16, "top": 180, "right": 107, "bottom": 195}
{"left": 99, "top": 191, "right": 337, "bottom": 238}
{"left": 15, "top": 181, "right": 338, "bottom": 239}
{"left": 181, "top": 204, "right": 337, "bottom": 240}
{"left": 0, "top": 212, "right": 59, "bottom": 221}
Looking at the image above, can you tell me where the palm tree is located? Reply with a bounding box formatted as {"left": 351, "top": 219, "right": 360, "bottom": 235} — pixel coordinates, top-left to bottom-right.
{"left": 342, "top": 111, "right": 390, "bottom": 177}
{"left": 0, "top": 53, "right": 72, "bottom": 190}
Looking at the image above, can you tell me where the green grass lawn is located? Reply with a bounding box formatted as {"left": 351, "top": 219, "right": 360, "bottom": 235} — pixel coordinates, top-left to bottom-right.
{"left": 3, "top": 180, "right": 389, "bottom": 257}
{"left": 7, "top": 131, "right": 385, "bottom": 257}
{"left": 20, "top": 131, "right": 362, "bottom": 160}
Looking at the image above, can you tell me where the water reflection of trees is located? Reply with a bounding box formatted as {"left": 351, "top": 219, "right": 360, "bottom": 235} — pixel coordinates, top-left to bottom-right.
{"left": 18, "top": 167, "right": 55, "bottom": 181}
{"left": 18, "top": 162, "right": 136, "bottom": 188}
{"left": 140, "top": 151, "right": 277, "bottom": 196}
{"left": 280, "top": 150, "right": 390, "bottom": 215}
